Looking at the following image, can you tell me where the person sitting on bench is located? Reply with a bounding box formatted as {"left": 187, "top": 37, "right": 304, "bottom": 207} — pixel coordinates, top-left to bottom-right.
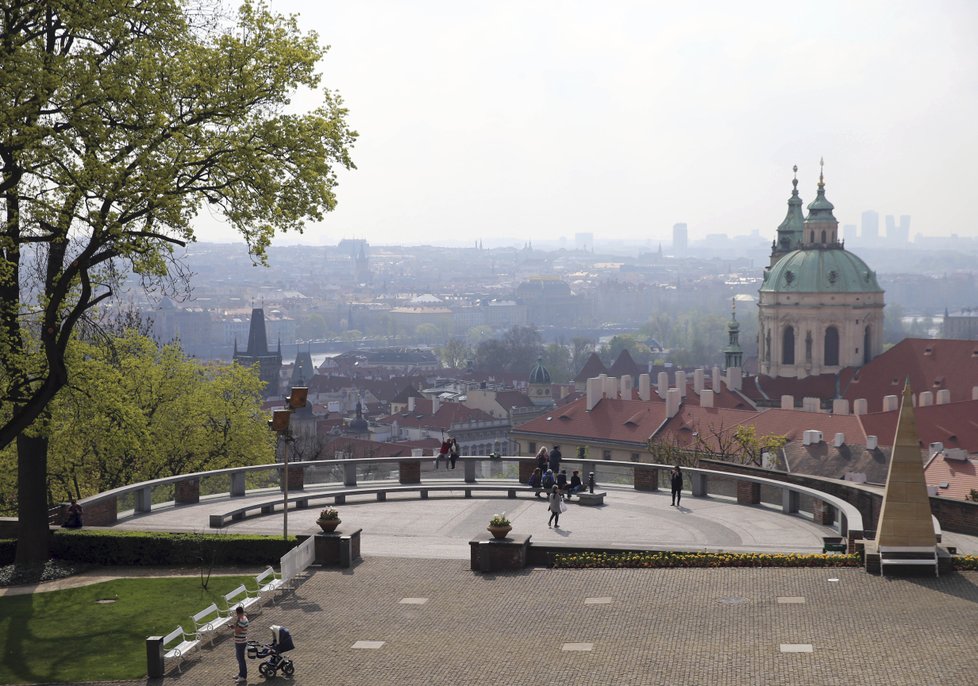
{"left": 63, "top": 499, "right": 83, "bottom": 529}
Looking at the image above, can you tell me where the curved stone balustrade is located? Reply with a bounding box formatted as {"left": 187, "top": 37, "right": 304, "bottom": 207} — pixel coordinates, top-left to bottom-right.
{"left": 75, "top": 456, "right": 863, "bottom": 537}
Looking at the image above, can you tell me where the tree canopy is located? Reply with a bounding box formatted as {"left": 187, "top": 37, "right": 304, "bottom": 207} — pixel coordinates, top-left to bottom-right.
{"left": 0, "top": 0, "right": 355, "bottom": 562}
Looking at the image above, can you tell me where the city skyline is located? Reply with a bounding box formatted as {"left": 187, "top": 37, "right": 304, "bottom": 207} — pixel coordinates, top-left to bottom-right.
{"left": 194, "top": 1, "right": 978, "bottom": 247}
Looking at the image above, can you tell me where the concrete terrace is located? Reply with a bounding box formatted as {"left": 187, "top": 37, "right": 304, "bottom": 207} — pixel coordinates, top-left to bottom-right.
{"left": 37, "top": 484, "right": 978, "bottom": 685}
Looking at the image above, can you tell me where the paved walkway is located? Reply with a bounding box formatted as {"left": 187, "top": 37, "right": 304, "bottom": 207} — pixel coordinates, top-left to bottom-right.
{"left": 77, "top": 560, "right": 978, "bottom": 686}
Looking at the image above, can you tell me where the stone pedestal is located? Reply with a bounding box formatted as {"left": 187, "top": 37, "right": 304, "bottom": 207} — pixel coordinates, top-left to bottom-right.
{"left": 813, "top": 499, "right": 835, "bottom": 525}
{"left": 634, "top": 467, "right": 659, "bottom": 492}
{"left": 518, "top": 460, "right": 535, "bottom": 483}
{"left": 576, "top": 491, "right": 606, "bottom": 506}
{"left": 282, "top": 465, "right": 304, "bottom": 491}
{"left": 469, "top": 533, "right": 531, "bottom": 573}
{"left": 314, "top": 528, "right": 362, "bottom": 568}
{"left": 399, "top": 460, "right": 421, "bottom": 484}
{"left": 175, "top": 478, "right": 200, "bottom": 505}
{"left": 85, "top": 496, "right": 118, "bottom": 526}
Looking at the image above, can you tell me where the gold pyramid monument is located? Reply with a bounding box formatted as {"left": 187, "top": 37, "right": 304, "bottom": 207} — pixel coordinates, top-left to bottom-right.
{"left": 875, "top": 383, "right": 936, "bottom": 547}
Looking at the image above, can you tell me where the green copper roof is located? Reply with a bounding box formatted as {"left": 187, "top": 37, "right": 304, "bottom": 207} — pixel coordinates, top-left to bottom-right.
{"left": 806, "top": 162, "right": 837, "bottom": 222}
{"left": 761, "top": 247, "right": 882, "bottom": 294}
{"left": 776, "top": 168, "right": 805, "bottom": 250}
{"left": 529, "top": 357, "right": 551, "bottom": 385}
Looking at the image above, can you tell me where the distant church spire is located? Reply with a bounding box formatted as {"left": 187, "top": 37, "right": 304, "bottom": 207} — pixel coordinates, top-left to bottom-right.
{"left": 723, "top": 297, "right": 743, "bottom": 370}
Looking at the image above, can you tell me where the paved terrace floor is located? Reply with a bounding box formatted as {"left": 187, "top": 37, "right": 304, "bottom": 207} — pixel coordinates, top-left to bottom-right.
{"left": 110, "top": 482, "right": 978, "bottom": 557}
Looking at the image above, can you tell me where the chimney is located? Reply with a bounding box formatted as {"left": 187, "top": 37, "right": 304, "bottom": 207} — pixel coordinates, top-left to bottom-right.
{"left": 604, "top": 375, "right": 618, "bottom": 399}
{"left": 833, "top": 432, "right": 845, "bottom": 447}
{"left": 781, "top": 394, "right": 794, "bottom": 410}
{"left": 803, "top": 397, "right": 820, "bottom": 412}
{"left": 620, "top": 375, "right": 633, "bottom": 399}
{"left": 832, "top": 398, "right": 850, "bottom": 415}
{"left": 586, "top": 377, "right": 600, "bottom": 411}
{"left": 657, "top": 372, "right": 668, "bottom": 399}
{"left": 803, "top": 430, "right": 812, "bottom": 446}
{"left": 666, "top": 388, "right": 681, "bottom": 418}
{"left": 693, "top": 368, "right": 704, "bottom": 394}
{"left": 432, "top": 396, "right": 440, "bottom": 414}
{"left": 853, "top": 398, "right": 868, "bottom": 415}
{"left": 725, "top": 367, "right": 742, "bottom": 391}
{"left": 936, "top": 389, "right": 950, "bottom": 405}
{"left": 408, "top": 396, "right": 415, "bottom": 412}
{"left": 676, "top": 371, "right": 687, "bottom": 397}
{"left": 866, "top": 435, "right": 878, "bottom": 450}
{"left": 638, "top": 373, "right": 651, "bottom": 401}
{"left": 712, "top": 366, "right": 721, "bottom": 393}
{"left": 882, "top": 395, "right": 898, "bottom": 412}
{"left": 973, "top": 386, "right": 978, "bottom": 401}
{"left": 918, "top": 390, "right": 933, "bottom": 407}
{"left": 700, "top": 389, "right": 714, "bottom": 408}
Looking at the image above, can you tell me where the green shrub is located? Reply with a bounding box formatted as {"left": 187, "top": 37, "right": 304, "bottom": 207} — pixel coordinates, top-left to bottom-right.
{"left": 50, "top": 529, "right": 296, "bottom": 566}
{"left": 553, "top": 551, "right": 862, "bottom": 569}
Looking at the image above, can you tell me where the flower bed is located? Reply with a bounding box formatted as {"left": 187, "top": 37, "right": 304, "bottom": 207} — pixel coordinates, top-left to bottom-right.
{"left": 553, "top": 551, "right": 862, "bottom": 569}
{"left": 953, "top": 555, "right": 978, "bottom": 571}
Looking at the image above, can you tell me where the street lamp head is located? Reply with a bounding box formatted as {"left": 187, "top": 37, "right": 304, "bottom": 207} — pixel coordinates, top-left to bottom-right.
{"left": 286, "top": 387, "right": 308, "bottom": 410}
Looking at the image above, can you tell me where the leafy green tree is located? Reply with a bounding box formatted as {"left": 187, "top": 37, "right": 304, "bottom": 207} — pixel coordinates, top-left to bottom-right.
{"left": 541, "top": 343, "right": 572, "bottom": 383}
{"left": 1, "top": 332, "right": 273, "bottom": 513}
{"left": 439, "top": 337, "right": 472, "bottom": 369}
{"left": 0, "top": 1, "right": 355, "bottom": 563}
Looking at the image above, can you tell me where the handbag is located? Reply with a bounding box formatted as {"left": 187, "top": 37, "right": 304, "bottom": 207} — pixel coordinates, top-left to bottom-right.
{"left": 559, "top": 500, "right": 568, "bottom": 513}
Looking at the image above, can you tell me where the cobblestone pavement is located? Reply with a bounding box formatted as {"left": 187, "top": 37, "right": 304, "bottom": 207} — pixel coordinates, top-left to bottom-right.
{"left": 77, "top": 558, "right": 978, "bottom": 686}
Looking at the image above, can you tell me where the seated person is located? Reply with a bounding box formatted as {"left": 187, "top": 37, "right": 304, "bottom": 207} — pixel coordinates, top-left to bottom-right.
{"left": 567, "top": 470, "right": 583, "bottom": 497}
{"left": 528, "top": 467, "right": 543, "bottom": 496}
{"left": 541, "top": 469, "right": 556, "bottom": 490}
{"left": 62, "top": 499, "right": 83, "bottom": 529}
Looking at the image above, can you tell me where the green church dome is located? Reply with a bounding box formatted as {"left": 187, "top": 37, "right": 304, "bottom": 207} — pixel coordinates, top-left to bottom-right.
{"left": 529, "top": 357, "right": 551, "bottom": 385}
{"left": 761, "top": 248, "right": 882, "bottom": 294}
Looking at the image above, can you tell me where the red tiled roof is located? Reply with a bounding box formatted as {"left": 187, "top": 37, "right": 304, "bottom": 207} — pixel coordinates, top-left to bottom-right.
{"left": 747, "top": 409, "right": 866, "bottom": 445}
{"left": 517, "top": 395, "right": 668, "bottom": 446}
{"left": 375, "top": 401, "right": 493, "bottom": 431}
{"left": 494, "top": 390, "right": 535, "bottom": 410}
{"left": 843, "top": 338, "right": 978, "bottom": 412}
{"left": 654, "top": 405, "right": 760, "bottom": 450}
{"left": 923, "top": 452, "right": 978, "bottom": 501}
{"left": 858, "top": 399, "right": 978, "bottom": 452}
{"left": 740, "top": 373, "right": 840, "bottom": 405}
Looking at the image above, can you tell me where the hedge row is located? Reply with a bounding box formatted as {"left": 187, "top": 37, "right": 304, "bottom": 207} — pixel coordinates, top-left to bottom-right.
{"left": 553, "top": 551, "right": 862, "bottom": 569}
{"left": 49, "top": 529, "right": 297, "bottom": 566}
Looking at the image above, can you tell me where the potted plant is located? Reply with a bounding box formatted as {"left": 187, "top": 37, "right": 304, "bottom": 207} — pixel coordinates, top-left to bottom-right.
{"left": 317, "top": 507, "right": 341, "bottom": 533}
{"left": 487, "top": 512, "right": 512, "bottom": 540}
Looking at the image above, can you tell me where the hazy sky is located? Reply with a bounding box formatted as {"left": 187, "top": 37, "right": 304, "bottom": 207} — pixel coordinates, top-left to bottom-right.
{"left": 195, "top": 1, "right": 978, "bottom": 247}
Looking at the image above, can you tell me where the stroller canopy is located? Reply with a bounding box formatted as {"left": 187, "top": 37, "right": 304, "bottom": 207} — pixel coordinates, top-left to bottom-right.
{"left": 270, "top": 625, "right": 295, "bottom": 652}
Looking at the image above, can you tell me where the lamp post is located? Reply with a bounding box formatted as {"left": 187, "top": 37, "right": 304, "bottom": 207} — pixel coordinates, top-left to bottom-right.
{"left": 268, "top": 386, "right": 308, "bottom": 540}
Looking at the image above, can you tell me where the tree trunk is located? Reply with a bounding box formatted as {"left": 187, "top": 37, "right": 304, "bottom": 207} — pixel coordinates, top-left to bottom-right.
{"left": 15, "top": 432, "right": 51, "bottom": 565}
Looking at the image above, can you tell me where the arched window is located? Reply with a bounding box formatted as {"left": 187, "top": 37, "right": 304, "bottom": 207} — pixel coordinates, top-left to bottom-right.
{"left": 810, "top": 231, "right": 814, "bottom": 243}
{"left": 825, "top": 326, "right": 840, "bottom": 366}
{"left": 863, "top": 326, "right": 872, "bottom": 364}
{"left": 782, "top": 326, "right": 795, "bottom": 365}
{"left": 821, "top": 230, "right": 826, "bottom": 243}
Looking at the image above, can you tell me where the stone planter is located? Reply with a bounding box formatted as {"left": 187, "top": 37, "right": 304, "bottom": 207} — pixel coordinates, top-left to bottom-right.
{"left": 487, "top": 525, "right": 512, "bottom": 540}
{"left": 318, "top": 518, "right": 341, "bottom": 533}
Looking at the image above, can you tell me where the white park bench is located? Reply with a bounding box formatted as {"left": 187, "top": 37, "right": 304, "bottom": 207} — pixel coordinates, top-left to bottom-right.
{"left": 248, "top": 566, "right": 284, "bottom": 603}
{"left": 221, "top": 584, "right": 262, "bottom": 617}
{"left": 879, "top": 545, "right": 939, "bottom": 577}
{"left": 190, "top": 603, "right": 226, "bottom": 645}
{"left": 161, "top": 626, "right": 199, "bottom": 672}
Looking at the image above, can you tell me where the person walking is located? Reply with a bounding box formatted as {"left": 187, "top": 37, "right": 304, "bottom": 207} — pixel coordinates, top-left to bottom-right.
{"left": 547, "top": 485, "right": 563, "bottom": 528}
{"left": 229, "top": 605, "right": 249, "bottom": 682}
{"left": 449, "top": 437, "right": 460, "bottom": 469}
{"left": 670, "top": 465, "right": 683, "bottom": 506}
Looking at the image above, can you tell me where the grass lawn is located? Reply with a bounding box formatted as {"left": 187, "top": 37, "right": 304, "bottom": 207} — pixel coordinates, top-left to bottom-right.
{"left": 0, "top": 575, "right": 254, "bottom": 684}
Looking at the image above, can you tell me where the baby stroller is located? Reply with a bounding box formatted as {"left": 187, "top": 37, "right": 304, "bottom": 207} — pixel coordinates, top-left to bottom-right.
{"left": 247, "top": 625, "right": 295, "bottom": 678}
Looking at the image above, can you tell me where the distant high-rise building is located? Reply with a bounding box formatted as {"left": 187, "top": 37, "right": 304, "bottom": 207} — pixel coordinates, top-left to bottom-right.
{"left": 672, "top": 223, "right": 688, "bottom": 252}
{"left": 861, "top": 210, "right": 879, "bottom": 241}
{"left": 575, "top": 232, "right": 593, "bottom": 252}
{"left": 885, "top": 214, "right": 911, "bottom": 243}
